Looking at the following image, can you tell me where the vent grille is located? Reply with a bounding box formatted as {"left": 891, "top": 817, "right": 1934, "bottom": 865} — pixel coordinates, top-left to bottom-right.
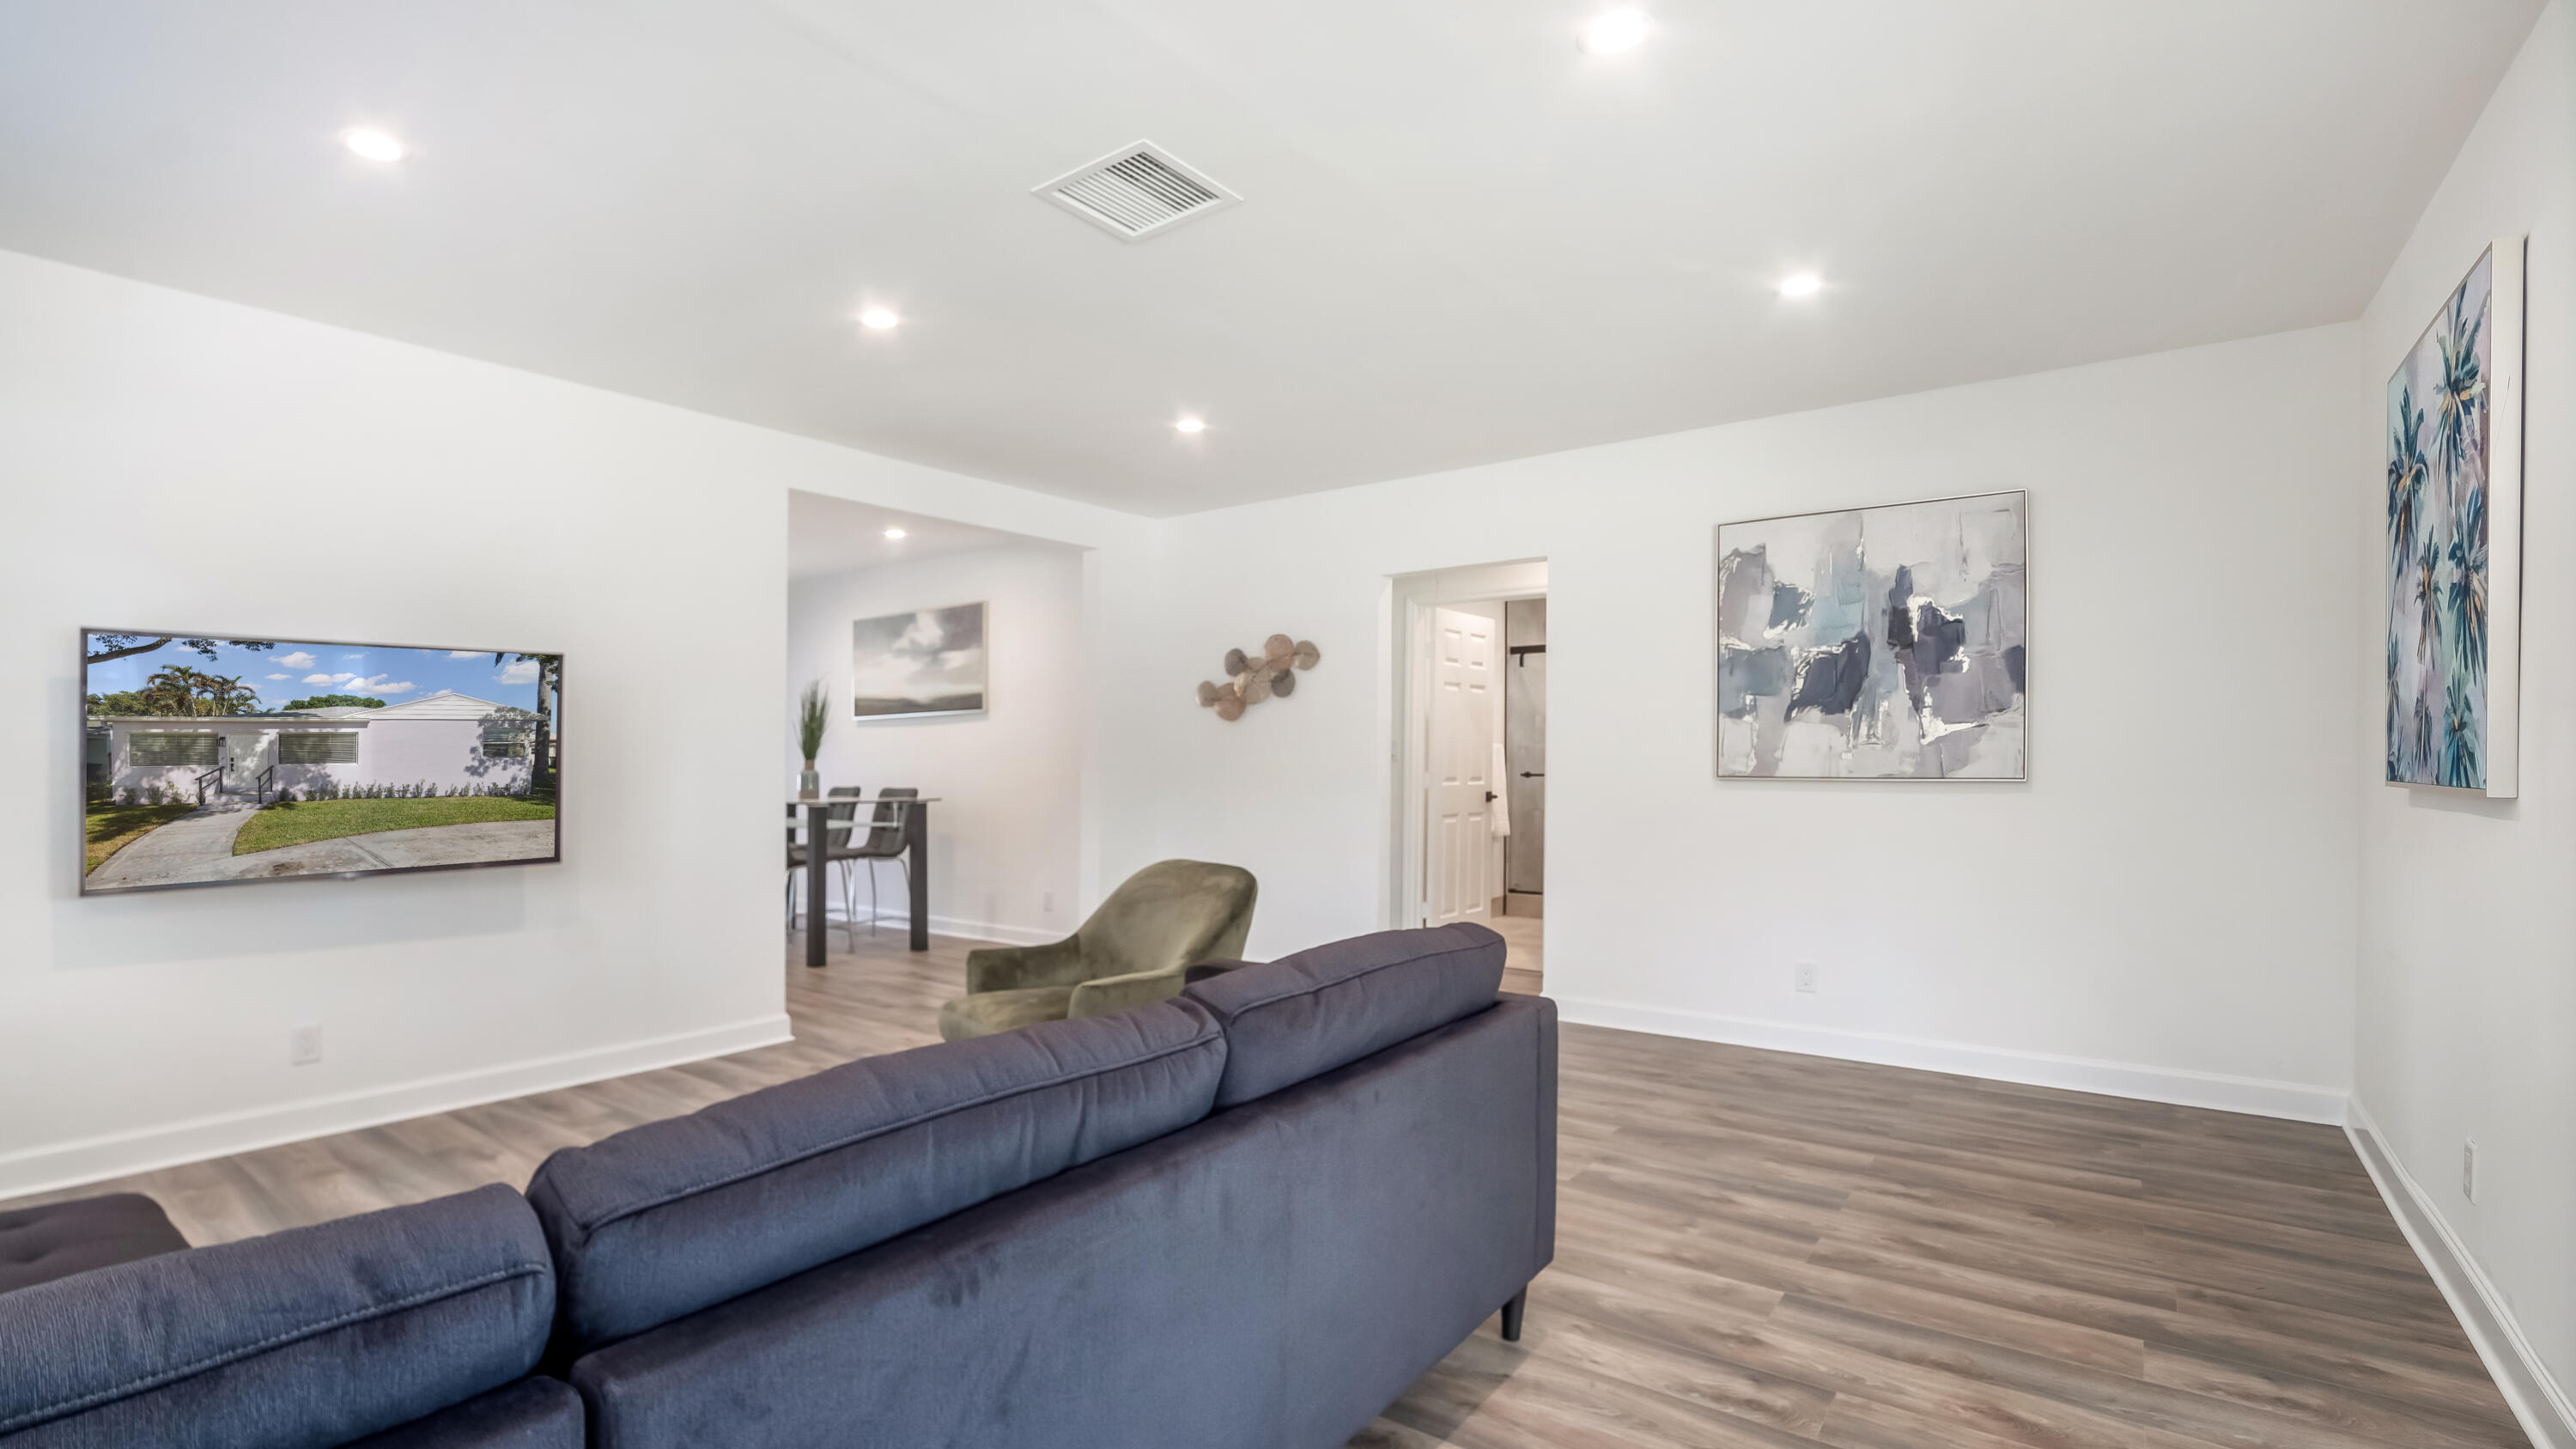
{"left": 1035, "top": 142, "right": 1239, "bottom": 240}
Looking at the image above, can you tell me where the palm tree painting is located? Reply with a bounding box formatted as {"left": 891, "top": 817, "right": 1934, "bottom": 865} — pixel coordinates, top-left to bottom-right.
{"left": 2386, "top": 243, "right": 2519, "bottom": 791}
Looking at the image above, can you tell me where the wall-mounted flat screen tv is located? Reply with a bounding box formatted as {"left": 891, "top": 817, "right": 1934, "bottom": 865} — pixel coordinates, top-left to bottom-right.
{"left": 82, "top": 630, "right": 562, "bottom": 895}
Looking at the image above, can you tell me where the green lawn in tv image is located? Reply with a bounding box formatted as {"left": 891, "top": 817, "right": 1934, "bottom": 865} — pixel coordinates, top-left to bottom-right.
{"left": 82, "top": 632, "right": 561, "bottom": 891}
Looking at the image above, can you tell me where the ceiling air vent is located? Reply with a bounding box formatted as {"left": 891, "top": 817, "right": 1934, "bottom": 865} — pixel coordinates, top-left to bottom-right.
{"left": 1034, "top": 141, "right": 1240, "bottom": 241}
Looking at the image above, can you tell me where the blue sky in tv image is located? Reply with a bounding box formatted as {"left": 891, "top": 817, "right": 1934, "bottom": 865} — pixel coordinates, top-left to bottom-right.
{"left": 85, "top": 636, "right": 545, "bottom": 714}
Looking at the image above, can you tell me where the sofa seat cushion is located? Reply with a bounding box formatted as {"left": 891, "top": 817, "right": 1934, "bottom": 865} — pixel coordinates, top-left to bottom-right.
{"left": 0, "top": 1184, "right": 554, "bottom": 1449}
{"left": 1184, "top": 922, "right": 1505, "bottom": 1107}
{"left": 528, "top": 996, "right": 1228, "bottom": 1358}
{"left": 0, "top": 1194, "right": 186, "bottom": 1295}
{"left": 936, "top": 985, "right": 1077, "bottom": 1040}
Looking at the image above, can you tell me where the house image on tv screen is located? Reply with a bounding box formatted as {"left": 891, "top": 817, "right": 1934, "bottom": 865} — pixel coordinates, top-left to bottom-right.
{"left": 82, "top": 633, "right": 563, "bottom": 893}
{"left": 103, "top": 691, "right": 539, "bottom": 807}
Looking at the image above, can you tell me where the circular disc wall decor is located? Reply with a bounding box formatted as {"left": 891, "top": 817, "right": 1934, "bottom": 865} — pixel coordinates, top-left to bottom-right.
{"left": 1197, "top": 636, "right": 1321, "bottom": 721}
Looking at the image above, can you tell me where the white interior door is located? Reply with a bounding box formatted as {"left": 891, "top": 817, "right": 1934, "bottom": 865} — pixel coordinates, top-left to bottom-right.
{"left": 1426, "top": 606, "right": 1499, "bottom": 925}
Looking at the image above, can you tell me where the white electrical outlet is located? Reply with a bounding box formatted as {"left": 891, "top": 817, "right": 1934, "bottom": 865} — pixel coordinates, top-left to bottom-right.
{"left": 2463, "top": 1140, "right": 2479, "bottom": 1202}
{"left": 1795, "top": 963, "right": 1818, "bottom": 994}
{"left": 289, "top": 1023, "right": 324, "bottom": 1067}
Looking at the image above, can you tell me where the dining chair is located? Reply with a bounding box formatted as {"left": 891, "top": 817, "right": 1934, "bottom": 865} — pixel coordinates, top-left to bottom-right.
{"left": 785, "top": 788, "right": 866, "bottom": 948}
{"left": 842, "top": 788, "right": 917, "bottom": 936}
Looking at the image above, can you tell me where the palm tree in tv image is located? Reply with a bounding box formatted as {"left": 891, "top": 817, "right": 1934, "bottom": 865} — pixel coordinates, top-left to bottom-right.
{"left": 139, "top": 663, "right": 258, "bottom": 716}
{"left": 494, "top": 652, "right": 562, "bottom": 799}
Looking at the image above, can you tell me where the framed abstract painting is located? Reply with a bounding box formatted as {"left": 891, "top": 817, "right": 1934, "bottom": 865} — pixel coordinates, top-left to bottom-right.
{"left": 1716, "top": 490, "right": 2026, "bottom": 781}
{"left": 2386, "top": 238, "right": 2524, "bottom": 796}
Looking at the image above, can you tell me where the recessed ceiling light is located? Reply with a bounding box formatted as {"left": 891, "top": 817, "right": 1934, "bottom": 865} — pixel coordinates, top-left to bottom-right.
{"left": 1174, "top": 416, "right": 1207, "bottom": 434}
{"left": 343, "top": 129, "right": 405, "bottom": 162}
{"left": 858, "top": 307, "right": 902, "bottom": 331}
{"left": 1777, "top": 271, "right": 1825, "bottom": 298}
{"left": 883, "top": 527, "right": 907, "bottom": 540}
{"left": 1580, "top": 9, "right": 1651, "bottom": 53}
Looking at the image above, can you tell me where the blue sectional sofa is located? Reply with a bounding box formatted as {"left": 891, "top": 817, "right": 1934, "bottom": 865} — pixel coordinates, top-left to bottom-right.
{"left": 0, "top": 922, "right": 1556, "bottom": 1449}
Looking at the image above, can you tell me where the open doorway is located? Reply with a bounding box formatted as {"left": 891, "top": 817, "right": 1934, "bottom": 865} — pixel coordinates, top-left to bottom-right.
{"left": 784, "top": 490, "right": 1087, "bottom": 963}
{"left": 1392, "top": 560, "right": 1546, "bottom": 993}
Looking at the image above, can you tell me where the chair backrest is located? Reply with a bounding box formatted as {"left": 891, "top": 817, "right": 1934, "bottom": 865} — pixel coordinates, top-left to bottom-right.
{"left": 862, "top": 787, "right": 916, "bottom": 854}
{"left": 1075, "top": 860, "right": 1259, "bottom": 979}
{"left": 825, "top": 785, "right": 864, "bottom": 836}
{"left": 788, "top": 791, "right": 862, "bottom": 855}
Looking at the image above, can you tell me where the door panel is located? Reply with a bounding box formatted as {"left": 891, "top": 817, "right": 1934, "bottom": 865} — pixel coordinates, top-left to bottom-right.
{"left": 1427, "top": 606, "right": 1497, "bottom": 925}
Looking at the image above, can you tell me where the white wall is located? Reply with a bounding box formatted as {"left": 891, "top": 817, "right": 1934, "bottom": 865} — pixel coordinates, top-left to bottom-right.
{"left": 787, "top": 543, "right": 1087, "bottom": 945}
{"left": 2353, "top": 2, "right": 2576, "bottom": 1434}
{"left": 1099, "top": 323, "right": 2364, "bottom": 1119}
{"left": 0, "top": 247, "right": 1140, "bottom": 1196}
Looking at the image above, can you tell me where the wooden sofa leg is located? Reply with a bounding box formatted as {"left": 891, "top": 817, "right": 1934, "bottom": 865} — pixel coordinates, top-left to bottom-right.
{"left": 1500, "top": 1288, "right": 1528, "bottom": 1342}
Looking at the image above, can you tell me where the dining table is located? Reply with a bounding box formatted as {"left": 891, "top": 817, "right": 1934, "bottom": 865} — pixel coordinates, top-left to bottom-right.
{"left": 787, "top": 795, "right": 938, "bottom": 966}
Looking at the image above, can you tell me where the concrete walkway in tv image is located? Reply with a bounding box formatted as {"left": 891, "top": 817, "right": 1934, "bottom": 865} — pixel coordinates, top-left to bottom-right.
{"left": 86, "top": 805, "right": 556, "bottom": 889}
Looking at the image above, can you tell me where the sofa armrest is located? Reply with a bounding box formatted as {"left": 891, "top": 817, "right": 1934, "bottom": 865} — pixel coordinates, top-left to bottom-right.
{"left": 966, "top": 937, "right": 1088, "bottom": 993}
{"left": 1182, "top": 959, "right": 1249, "bottom": 986}
{"left": 1066, "top": 967, "right": 1189, "bottom": 1019}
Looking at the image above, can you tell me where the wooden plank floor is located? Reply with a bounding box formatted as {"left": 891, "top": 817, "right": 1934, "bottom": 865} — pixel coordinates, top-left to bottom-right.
{"left": 1490, "top": 913, "right": 1543, "bottom": 996}
{"left": 0, "top": 932, "right": 2519, "bottom": 1448}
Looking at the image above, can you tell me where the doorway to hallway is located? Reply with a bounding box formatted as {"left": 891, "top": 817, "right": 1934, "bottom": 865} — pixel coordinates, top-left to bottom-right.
{"left": 1393, "top": 560, "right": 1546, "bottom": 990}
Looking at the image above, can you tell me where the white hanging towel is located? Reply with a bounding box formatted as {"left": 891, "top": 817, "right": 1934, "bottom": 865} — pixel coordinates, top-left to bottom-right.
{"left": 1490, "top": 741, "right": 1512, "bottom": 837}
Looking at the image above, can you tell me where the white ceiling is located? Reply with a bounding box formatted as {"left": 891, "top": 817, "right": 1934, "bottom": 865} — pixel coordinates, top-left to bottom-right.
{"left": 787, "top": 490, "right": 1062, "bottom": 582}
{"left": 0, "top": 2, "right": 2543, "bottom": 516}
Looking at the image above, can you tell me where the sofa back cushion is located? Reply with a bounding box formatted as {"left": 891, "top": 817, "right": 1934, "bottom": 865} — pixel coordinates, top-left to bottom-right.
{"left": 1183, "top": 922, "right": 1504, "bottom": 1107}
{"left": 527, "top": 997, "right": 1227, "bottom": 1357}
{"left": 0, "top": 1184, "right": 553, "bottom": 1449}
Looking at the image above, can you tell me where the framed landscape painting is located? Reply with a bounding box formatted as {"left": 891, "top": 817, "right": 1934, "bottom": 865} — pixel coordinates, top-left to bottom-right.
{"left": 852, "top": 602, "right": 987, "bottom": 719}
{"left": 2386, "top": 238, "right": 2525, "bottom": 797}
{"left": 1716, "top": 490, "right": 2026, "bottom": 781}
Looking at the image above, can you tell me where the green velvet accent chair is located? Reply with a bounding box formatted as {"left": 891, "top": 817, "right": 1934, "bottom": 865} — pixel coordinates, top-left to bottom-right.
{"left": 938, "top": 860, "right": 1257, "bottom": 1041}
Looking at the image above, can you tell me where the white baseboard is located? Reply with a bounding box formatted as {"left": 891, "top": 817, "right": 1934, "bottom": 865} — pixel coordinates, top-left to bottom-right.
{"left": 2348, "top": 1100, "right": 2576, "bottom": 1449}
{"left": 816, "top": 904, "right": 1058, "bottom": 948}
{"left": 1551, "top": 995, "right": 2348, "bottom": 1124}
{"left": 0, "top": 1014, "right": 794, "bottom": 1202}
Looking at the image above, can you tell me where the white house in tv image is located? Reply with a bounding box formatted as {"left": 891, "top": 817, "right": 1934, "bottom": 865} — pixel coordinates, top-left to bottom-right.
{"left": 88, "top": 691, "right": 556, "bottom": 892}
{"left": 105, "top": 691, "right": 538, "bottom": 804}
